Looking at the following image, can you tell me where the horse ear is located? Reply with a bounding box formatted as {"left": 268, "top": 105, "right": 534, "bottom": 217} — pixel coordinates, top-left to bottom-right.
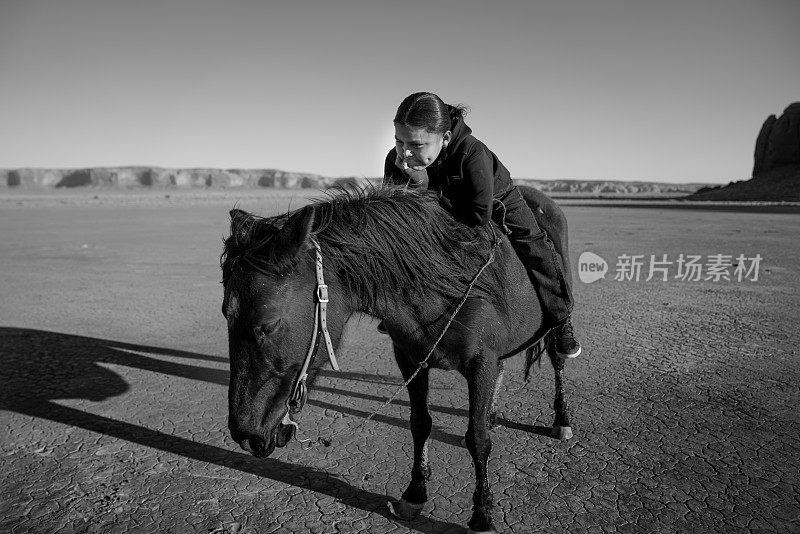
{"left": 275, "top": 206, "right": 315, "bottom": 260}
{"left": 230, "top": 208, "right": 248, "bottom": 221}
{"left": 229, "top": 208, "right": 249, "bottom": 237}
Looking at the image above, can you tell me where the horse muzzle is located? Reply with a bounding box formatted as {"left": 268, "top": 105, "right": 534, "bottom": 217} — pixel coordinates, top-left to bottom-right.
{"left": 238, "top": 435, "right": 274, "bottom": 458}
{"left": 235, "top": 423, "right": 296, "bottom": 458}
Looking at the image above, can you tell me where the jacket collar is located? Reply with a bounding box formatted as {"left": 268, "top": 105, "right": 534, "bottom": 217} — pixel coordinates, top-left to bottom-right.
{"left": 434, "top": 116, "right": 472, "bottom": 166}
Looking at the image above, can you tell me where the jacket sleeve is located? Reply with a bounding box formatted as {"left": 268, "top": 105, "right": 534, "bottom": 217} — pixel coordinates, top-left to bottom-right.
{"left": 383, "top": 149, "right": 405, "bottom": 186}
{"left": 451, "top": 147, "right": 494, "bottom": 226}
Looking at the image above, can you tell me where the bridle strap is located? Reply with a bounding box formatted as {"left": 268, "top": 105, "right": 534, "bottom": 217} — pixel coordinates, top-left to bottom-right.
{"left": 287, "top": 237, "right": 339, "bottom": 414}
{"left": 313, "top": 238, "right": 339, "bottom": 371}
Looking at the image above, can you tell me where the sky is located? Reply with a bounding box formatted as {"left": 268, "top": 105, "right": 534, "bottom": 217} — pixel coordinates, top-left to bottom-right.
{"left": 0, "top": 1, "right": 798, "bottom": 183}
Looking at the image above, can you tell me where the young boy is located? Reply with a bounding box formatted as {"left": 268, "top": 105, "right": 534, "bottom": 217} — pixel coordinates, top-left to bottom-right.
{"left": 382, "top": 91, "right": 581, "bottom": 358}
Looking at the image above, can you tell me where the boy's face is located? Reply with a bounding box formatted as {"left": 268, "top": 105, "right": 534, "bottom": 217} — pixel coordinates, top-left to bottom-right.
{"left": 394, "top": 124, "right": 451, "bottom": 171}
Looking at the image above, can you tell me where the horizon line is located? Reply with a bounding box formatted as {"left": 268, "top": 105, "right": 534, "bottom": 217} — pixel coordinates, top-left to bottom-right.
{"left": 0, "top": 165, "right": 723, "bottom": 186}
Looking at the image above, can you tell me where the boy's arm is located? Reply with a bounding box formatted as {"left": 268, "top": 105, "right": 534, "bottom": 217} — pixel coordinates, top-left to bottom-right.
{"left": 450, "top": 147, "right": 494, "bottom": 226}
{"left": 383, "top": 149, "right": 428, "bottom": 189}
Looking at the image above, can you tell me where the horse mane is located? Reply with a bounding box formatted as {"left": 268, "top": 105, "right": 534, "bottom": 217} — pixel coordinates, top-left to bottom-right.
{"left": 221, "top": 185, "right": 507, "bottom": 315}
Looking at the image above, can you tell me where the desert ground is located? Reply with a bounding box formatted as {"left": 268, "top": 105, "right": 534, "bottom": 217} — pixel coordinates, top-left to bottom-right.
{"left": 0, "top": 189, "right": 798, "bottom": 533}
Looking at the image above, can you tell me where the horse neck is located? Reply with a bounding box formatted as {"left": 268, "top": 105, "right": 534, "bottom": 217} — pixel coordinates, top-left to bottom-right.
{"left": 334, "top": 273, "right": 450, "bottom": 331}
{"left": 317, "top": 215, "right": 544, "bottom": 353}
{"left": 317, "top": 237, "right": 452, "bottom": 336}
{"left": 378, "top": 237, "right": 544, "bottom": 356}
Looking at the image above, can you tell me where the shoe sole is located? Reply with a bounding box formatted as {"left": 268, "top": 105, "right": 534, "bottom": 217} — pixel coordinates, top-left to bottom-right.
{"left": 555, "top": 346, "right": 581, "bottom": 359}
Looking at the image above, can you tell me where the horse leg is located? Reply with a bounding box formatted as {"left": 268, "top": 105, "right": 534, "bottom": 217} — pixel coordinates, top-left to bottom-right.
{"left": 387, "top": 349, "right": 432, "bottom": 521}
{"left": 464, "top": 356, "right": 499, "bottom": 534}
{"left": 548, "top": 348, "right": 573, "bottom": 440}
{"left": 489, "top": 361, "right": 504, "bottom": 429}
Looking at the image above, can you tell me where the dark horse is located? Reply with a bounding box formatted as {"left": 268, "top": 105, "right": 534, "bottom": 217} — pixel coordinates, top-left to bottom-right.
{"left": 221, "top": 186, "right": 574, "bottom": 534}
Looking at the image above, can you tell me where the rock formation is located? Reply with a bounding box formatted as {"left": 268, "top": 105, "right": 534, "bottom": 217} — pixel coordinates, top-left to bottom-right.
{"left": 0, "top": 166, "right": 364, "bottom": 190}
{"left": 687, "top": 102, "right": 800, "bottom": 201}
{"left": 753, "top": 102, "right": 800, "bottom": 178}
{"left": 519, "top": 180, "right": 706, "bottom": 195}
{"left": 0, "top": 167, "right": 712, "bottom": 195}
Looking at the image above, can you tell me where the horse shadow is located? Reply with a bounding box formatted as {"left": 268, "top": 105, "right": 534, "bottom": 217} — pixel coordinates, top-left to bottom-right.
{"left": 0, "top": 327, "right": 462, "bottom": 533}
{"left": 316, "top": 371, "right": 560, "bottom": 440}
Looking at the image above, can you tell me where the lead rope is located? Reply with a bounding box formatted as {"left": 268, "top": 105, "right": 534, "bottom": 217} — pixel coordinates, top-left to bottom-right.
{"left": 492, "top": 198, "right": 512, "bottom": 236}
{"left": 319, "top": 223, "right": 502, "bottom": 445}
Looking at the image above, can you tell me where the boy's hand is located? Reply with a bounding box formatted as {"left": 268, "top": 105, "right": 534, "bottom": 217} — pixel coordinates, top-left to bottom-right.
{"left": 394, "top": 151, "right": 428, "bottom": 187}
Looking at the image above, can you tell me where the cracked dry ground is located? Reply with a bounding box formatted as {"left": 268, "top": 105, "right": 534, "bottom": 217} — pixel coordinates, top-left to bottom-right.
{"left": 0, "top": 196, "right": 798, "bottom": 533}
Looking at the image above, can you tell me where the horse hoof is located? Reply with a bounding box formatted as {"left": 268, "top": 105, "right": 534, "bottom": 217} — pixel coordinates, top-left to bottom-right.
{"left": 552, "top": 426, "right": 573, "bottom": 440}
{"left": 387, "top": 499, "right": 424, "bottom": 521}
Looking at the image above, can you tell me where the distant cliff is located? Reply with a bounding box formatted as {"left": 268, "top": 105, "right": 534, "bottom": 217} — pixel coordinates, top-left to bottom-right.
{"left": 753, "top": 102, "right": 800, "bottom": 177}
{"left": 687, "top": 102, "right": 800, "bottom": 201}
{"left": 0, "top": 167, "right": 363, "bottom": 189}
{"left": 514, "top": 179, "right": 707, "bottom": 195}
{"left": 684, "top": 166, "right": 800, "bottom": 202}
{"left": 1, "top": 166, "right": 712, "bottom": 195}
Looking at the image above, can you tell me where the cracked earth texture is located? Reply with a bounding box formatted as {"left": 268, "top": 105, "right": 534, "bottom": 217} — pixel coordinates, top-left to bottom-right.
{"left": 0, "top": 191, "right": 798, "bottom": 533}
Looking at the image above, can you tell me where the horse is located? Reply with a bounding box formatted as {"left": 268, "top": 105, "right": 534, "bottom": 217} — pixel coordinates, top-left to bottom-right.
{"left": 221, "top": 185, "right": 574, "bottom": 534}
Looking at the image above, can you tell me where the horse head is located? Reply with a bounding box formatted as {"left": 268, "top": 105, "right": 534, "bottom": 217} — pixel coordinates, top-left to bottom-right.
{"left": 221, "top": 205, "right": 329, "bottom": 458}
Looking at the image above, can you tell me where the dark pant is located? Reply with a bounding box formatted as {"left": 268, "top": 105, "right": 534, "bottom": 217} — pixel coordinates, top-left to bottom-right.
{"left": 494, "top": 187, "right": 572, "bottom": 324}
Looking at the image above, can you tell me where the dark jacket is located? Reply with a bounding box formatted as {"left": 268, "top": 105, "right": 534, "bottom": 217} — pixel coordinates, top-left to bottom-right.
{"left": 383, "top": 117, "right": 514, "bottom": 226}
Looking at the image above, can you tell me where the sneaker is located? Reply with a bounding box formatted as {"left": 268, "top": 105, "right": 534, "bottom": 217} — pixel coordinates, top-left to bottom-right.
{"left": 377, "top": 321, "right": 389, "bottom": 335}
{"left": 553, "top": 318, "right": 581, "bottom": 358}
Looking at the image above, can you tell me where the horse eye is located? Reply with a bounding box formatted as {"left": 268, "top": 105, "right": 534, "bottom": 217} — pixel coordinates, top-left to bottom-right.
{"left": 253, "top": 320, "right": 281, "bottom": 344}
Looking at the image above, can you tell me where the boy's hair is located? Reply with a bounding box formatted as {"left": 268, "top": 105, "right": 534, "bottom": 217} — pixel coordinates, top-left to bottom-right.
{"left": 394, "top": 92, "right": 468, "bottom": 134}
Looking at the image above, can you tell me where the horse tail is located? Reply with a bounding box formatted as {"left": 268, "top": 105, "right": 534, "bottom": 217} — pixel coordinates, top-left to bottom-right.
{"left": 523, "top": 330, "right": 552, "bottom": 381}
